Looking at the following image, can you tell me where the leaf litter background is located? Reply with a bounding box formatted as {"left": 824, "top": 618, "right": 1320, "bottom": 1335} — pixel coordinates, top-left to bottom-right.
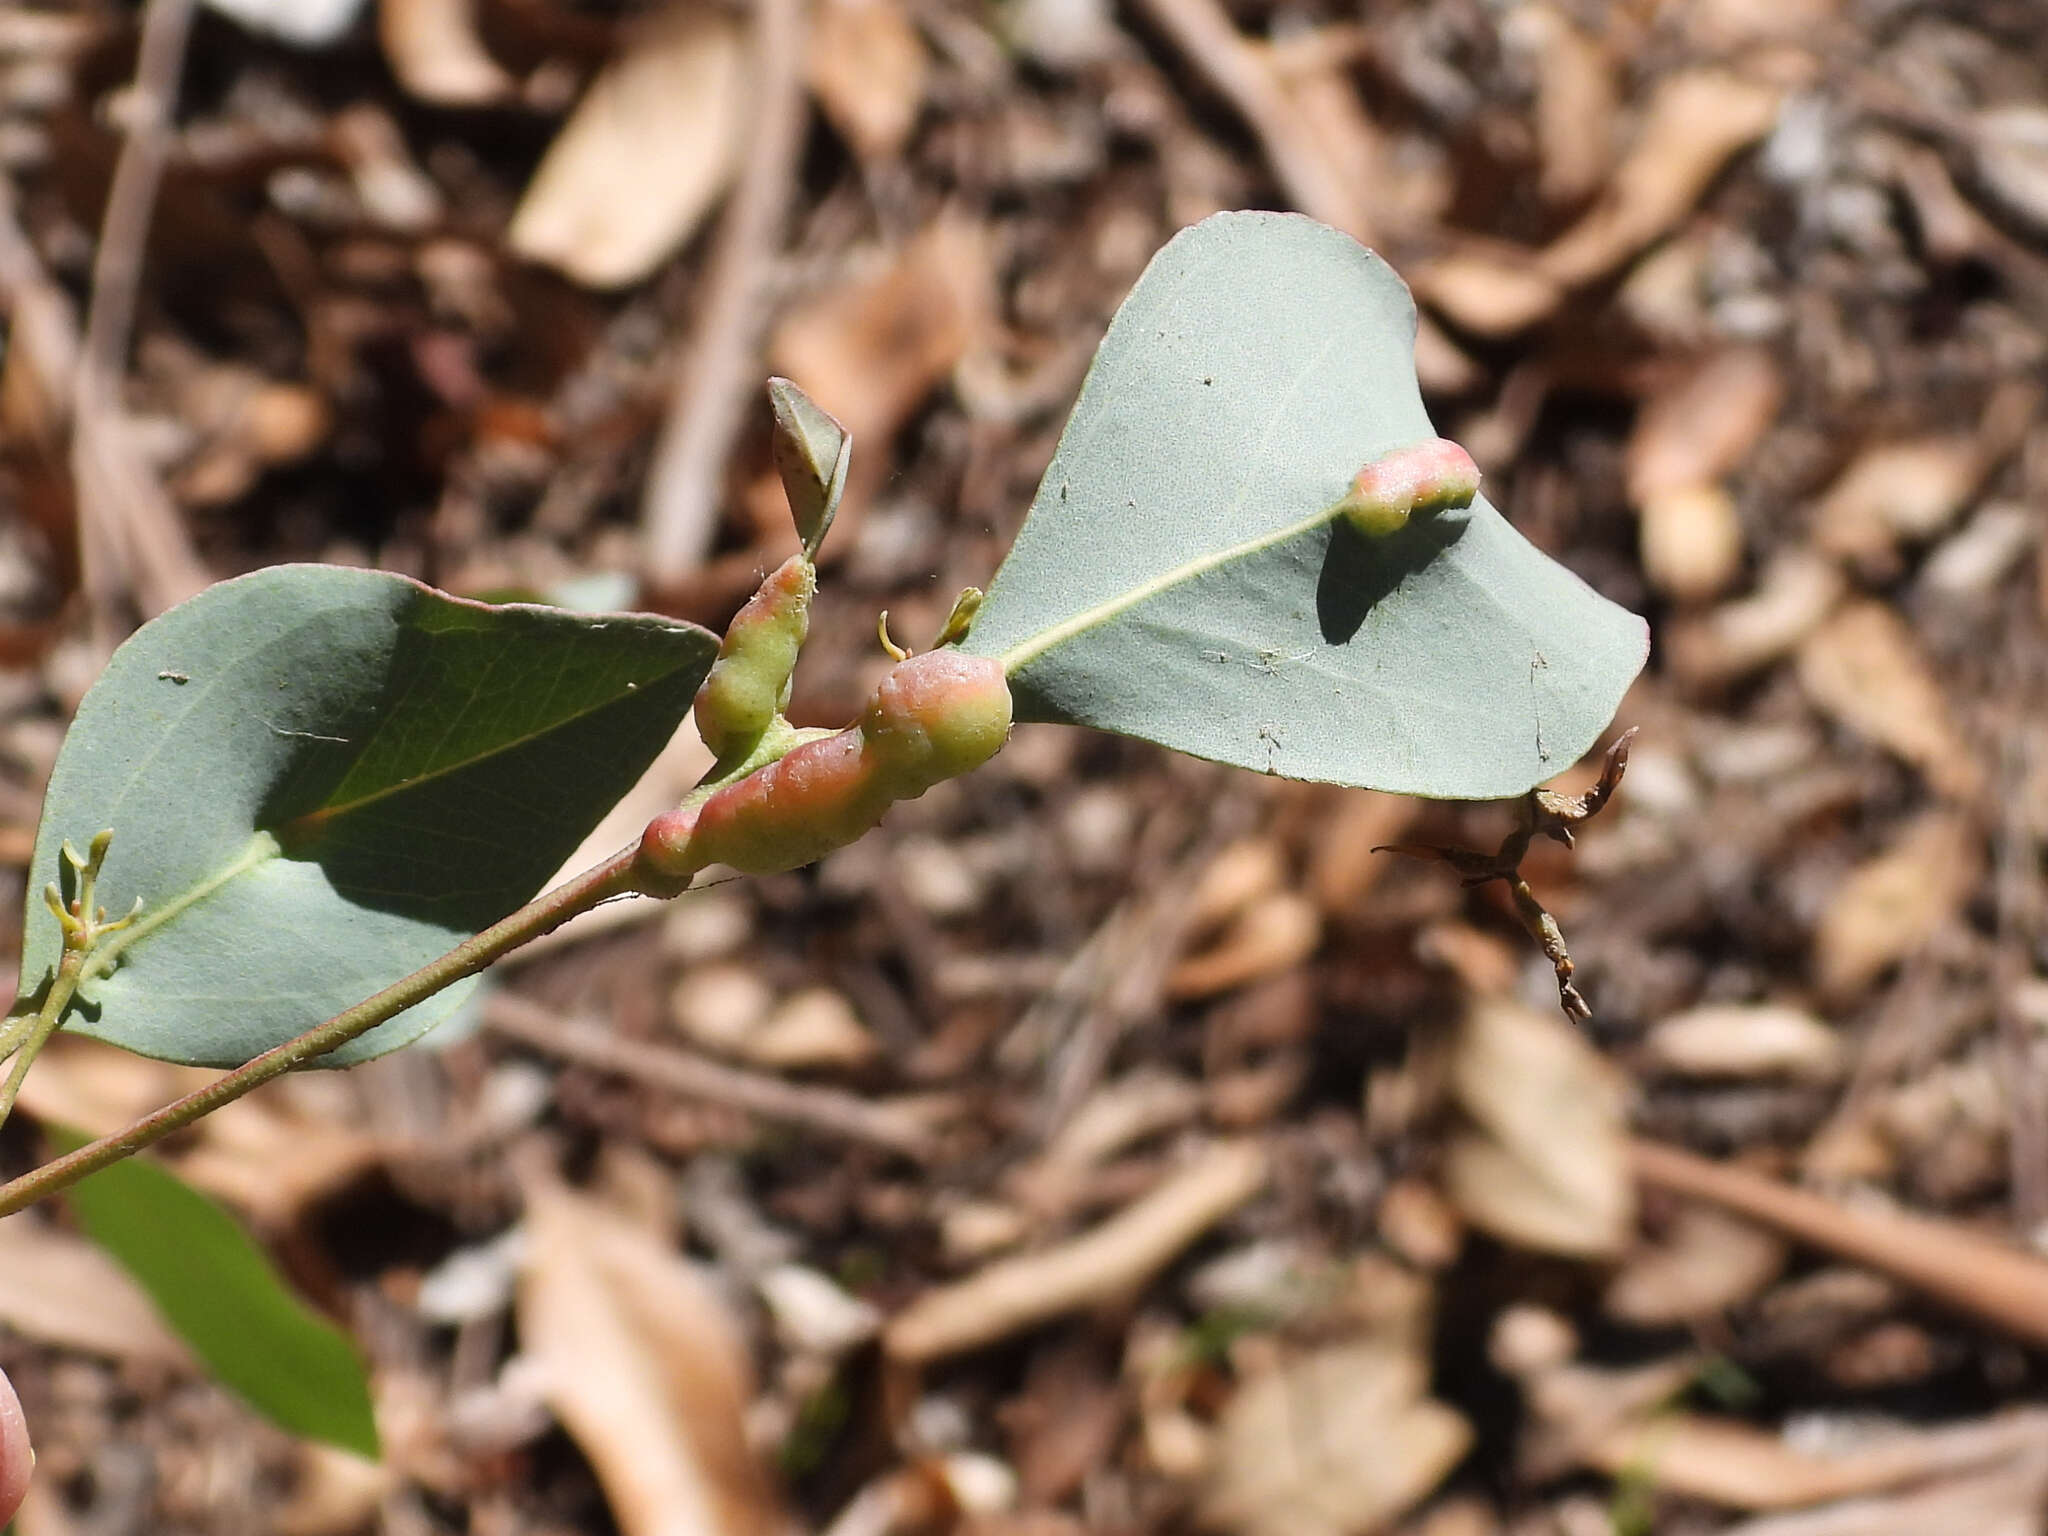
{"left": 3, "top": 0, "right": 2048, "bottom": 1533}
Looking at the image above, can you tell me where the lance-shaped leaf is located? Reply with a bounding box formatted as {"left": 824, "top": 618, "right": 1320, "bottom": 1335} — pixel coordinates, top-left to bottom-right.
{"left": 958, "top": 212, "right": 1649, "bottom": 800}
{"left": 60, "top": 1131, "right": 380, "bottom": 1458}
{"left": 17, "top": 566, "right": 717, "bottom": 1067}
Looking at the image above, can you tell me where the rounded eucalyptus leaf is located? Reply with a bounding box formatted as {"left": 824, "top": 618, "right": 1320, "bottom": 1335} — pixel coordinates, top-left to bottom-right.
{"left": 959, "top": 211, "right": 1649, "bottom": 799}
{"left": 19, "top": 566, "right": 717, "bottom": 1067}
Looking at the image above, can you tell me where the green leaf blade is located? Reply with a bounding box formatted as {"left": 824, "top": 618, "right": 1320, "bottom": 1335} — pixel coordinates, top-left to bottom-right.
{"left": 960, "top": 211, "right": 1648, "bottom": 799}
{"left": 59, "top": 1137, "right": 380, "bottom": 1458}
{"left": 19, "top": 566, "right": 717, "bottom": 1067}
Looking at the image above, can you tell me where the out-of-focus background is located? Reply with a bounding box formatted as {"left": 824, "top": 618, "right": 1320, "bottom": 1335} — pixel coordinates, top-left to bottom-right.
{"left": 3, "top": 0, "right": 2048, "bottom": 1531}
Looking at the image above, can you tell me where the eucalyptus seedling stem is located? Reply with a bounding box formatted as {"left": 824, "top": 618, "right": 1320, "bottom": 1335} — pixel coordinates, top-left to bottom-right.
{"left": 0, "top": 843, "right": 643, "bottom": 1217}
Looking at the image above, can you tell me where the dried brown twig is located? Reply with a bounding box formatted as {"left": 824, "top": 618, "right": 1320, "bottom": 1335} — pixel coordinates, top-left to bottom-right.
{"left": 1378, "top": 728, "right": 1637, "bottom": 1021}
{"left": 640, "top": 0, "right": 808, "bottom": 589}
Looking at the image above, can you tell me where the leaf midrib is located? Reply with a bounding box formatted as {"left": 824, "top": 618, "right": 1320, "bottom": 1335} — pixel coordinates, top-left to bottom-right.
{"left": 276, "top": 638, "right": 705, "bottom": 840}
{"left": 997, "top": 500, "right": 1347, "bottom": 673}
{"left": 993, "top": 289, "right": 1347, "bottom": 675}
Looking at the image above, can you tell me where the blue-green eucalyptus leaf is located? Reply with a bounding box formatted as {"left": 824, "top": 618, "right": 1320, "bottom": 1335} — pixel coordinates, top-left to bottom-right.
{"left": 959, "top": 211, "right": 1649, "bottom": 799}
{"left": 59, "top": 1133, "right": 379, "bottom": 1458}
{"left": 18, "top": 566, "right": 717, "bottom": 1067}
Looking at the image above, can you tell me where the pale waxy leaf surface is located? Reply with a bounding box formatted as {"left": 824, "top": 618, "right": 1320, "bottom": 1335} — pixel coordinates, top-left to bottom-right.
{"left": 18, "top": 565, "right": 717, "bottom": 1067}
{"left": 959, "top": 211, "right": 1649, "bottom": 799}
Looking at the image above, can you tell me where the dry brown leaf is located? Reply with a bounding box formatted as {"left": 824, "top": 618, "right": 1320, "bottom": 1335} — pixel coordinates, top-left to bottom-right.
{"left": 1019, "top": 1070, "right": 1206, "bottom": 1211}
{"left": 1541, "top": 69, "right": 1784, "bottom": 288}
{"left": 1970, "top": 106, "right": 2048, "bottom": 237}
{"left": 1307, "top": 790, "right": 1416, "bottom": 911}
{"left": 1811, "top": 437, "right": 1984, "bottom": 573}
{"left": 1684, "top": 0, "right": 1839, "bottom": 48}
{"left": 273, "top": 1444, "right": 394, "bottom": 1536}
{"left": 379, "top": 0, "right": 514, "bottom": 106}
{"left": 1519, "top": 1354, "right": 1703, "bottom": 1480}
{"left": 516, "top": 1177, "right": 786, "bottom": 1536}
{"left": 1605, "top": 1204, "right": 1787, "bottom": 1325}
{"left": 1199, "top": 1340, "right": 1471, "bottom": 1536}
{"left": 1444, "top": 999, "right": 1632, "bottom": 1258}
{"left": 507, "top": 7, "right": 746, "bottom": 288}
{"left": 1166, "top": 893, "right": 1322, "bottom": 1000}
{"left": 1184, "top": 838, "right": 1289, "bottom": 930}
{"left": 1813, "top": 813, "right": 1980, "bottom": 1001}
{"left": 1627, "top": 347, "right": 1783, "bottom": 504}
{"left": 744, "top": 987, "right": 879, "bottom": 1070}
{"left": 0, "top": 1218, "right": 191, "bottom": 1368}
{"left": 1666, "top": 550, "right": 1844, "bottom": 687}
{"left": 806, "top": 0, "right": 927, "bottom": 161}
{"left": 770, "top": 218, "right": 991, "bottom": 523}
{"left": 1410, "top": 253, "right": 1563, "bottom": 338}
{"left": 1376, "top": 1178, "right": 1463, "bottom": 1271}
{"left": 1640, "top": 483, "right": 1745, "bottom": 604}
{"left": 1643, "top": 1003, "right": 1846, "bottom": 1083}
{"left": 1796, "top": 602, "right": 1982, "bottom": 800}
{"left": 1508, "top": 4, "right": 1616, "bottom": 206}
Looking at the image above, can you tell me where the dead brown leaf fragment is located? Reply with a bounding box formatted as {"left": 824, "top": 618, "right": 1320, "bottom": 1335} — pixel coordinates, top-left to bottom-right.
{"left": 379, "top": 0, "right": 515, "bottom": 106}
{"left": 1604, "top": 1204, "right": 1787, "bottom": 1325}
{"left": 1812, "top": 812, "right": 1980, "bottom": 1002}
{"left": 1627, "top": 347, "right": 1784, "bottom": 505}
{"left": 1796, "top": 602, "right": 1982, "bottom": 801}
{"left": 1811, "top": 436, "right": 1985, "bottom": 574}
{"left": 516, "top": 1176, "right": 788, "bottom": 1536}
{"left": 1415, "top": 69, "right": 1783, "bottom": 335}
{"left": 0, "top": 1218, "right": 192, "bottom": 1368}
{"left": 1198, "top": 1340, "right": 1471, "bottom": 1536}
{"left": 507, "top": 7, "right": 746, "bottom": 288}
{"left": 770, "top": 218, "right": 992, "bottom": 533}
{"left": 806, "top": 0, "right": 927, "bottom": 161}
{"left": 1445, "top": 999, "right": 1633, "bottom": 1257}
{"left": 1540, "top": 69, "right": 1784, "bottom": 288}
{"left": 1666, "top": 551, "right": 1846, "bottom": 687}
{"left": 1643, "top": 1003, "right": 1846, "bottom": 1083}
{"left": 1508, "top": 3, "right": 1617, "bottom": 207}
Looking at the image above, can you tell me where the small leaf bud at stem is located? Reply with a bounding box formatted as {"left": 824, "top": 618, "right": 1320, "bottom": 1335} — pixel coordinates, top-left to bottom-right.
{"left": 932, "top": 587, "right": 983, "bottom": 648}
{"left": 1333, "top": 438, "right": 1482, "bottom": 537}
{"left": 693, "top": 555, "right": 816, "bottom": 763}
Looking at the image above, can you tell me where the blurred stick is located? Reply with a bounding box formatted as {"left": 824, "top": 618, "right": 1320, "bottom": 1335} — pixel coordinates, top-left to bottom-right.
{"left": 885, "top": 1139, "right": 1268, "bottom": 1362}
{"left": 640, "top": 0, "right": 808, "bottom": 589}
{"left": 1631, "top": 1139, "right": 2048, "bottom": 1350}
{"left": 71, "top": 0, "right": 210, "bottom": 636}
{"left": 1993, "top": 647, "right": 2048, "bottom": 1229}
{"left": 1129, "top": 0, "right": 1370, "bottom": 243}
{"left": 483, "top": 991, "right": 940, "bottom": 1157}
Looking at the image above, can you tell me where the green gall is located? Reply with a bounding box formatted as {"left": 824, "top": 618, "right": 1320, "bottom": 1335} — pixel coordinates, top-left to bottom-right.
{"left": 861, "top": 651, "right": 1013, "bottom": 785}
{"left": 1332, "top": 438, "right": 1481, "bottom": 538}
{"left": 693, "top": 555, "right": 815, "bottom": 763}
{"left": 639, "top": 651, "right": 1013, "bottom": 882}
